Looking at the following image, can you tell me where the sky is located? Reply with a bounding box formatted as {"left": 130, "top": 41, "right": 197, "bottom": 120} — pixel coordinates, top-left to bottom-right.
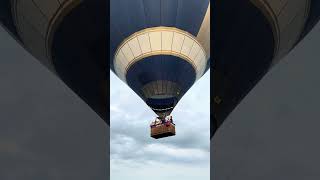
{"left": 110, "top": 70, "right": 210, "bottom": 180}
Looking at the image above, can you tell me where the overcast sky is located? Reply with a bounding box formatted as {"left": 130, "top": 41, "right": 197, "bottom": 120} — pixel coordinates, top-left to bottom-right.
{"left": 110, "top": 70, "right": 210, "bottom": 180}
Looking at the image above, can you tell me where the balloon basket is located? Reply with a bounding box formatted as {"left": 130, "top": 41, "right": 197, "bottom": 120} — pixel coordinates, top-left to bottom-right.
{"left": 150, "top": 123, "right": 176, "bottom": 139}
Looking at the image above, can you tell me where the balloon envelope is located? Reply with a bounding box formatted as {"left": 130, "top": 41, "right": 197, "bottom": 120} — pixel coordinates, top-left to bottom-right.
{"left": 110, "top": 0, "right": 210, "bottom": 117}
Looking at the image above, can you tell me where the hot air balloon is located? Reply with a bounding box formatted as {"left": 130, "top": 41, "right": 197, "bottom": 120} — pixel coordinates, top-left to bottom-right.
{"left": 5, "top": 0, "right": 318, "bottom": 140}
{"left": 110, "top": 0, "right": 210, "bottom": 138}
{"left": 211, "top": 0, "right": 320, "bottom": 137}
{"left": 0, "top": 0, "right": 210, "bottom": 139}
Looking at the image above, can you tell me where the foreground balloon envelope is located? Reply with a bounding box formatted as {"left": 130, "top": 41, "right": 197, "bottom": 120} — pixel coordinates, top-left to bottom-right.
{"left": 110, "top": 0, "right": 210, "bottom": 117}
{"left": 0, "top": 0, "right": 211, "bottom": 125}
{"left": 1, "top": 0, "right": 320, "bottom": 137}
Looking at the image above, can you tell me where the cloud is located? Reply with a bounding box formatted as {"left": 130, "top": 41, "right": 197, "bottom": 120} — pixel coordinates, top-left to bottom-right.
{"left": 110, "top": 71, "right": 210, "bottom": 179}
{"left": 110, "top": 158, "right": 210, "bottom": 180}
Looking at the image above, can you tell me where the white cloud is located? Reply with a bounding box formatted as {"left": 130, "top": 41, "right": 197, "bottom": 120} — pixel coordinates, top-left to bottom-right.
{"left": 143, "top": 143, "right": 209, "bottom": 162}
{"left": 110, "top": 158, "right": 210, "bottom": 180}
{"left": 110, "top": 70, "right": 210, "bottom": 180}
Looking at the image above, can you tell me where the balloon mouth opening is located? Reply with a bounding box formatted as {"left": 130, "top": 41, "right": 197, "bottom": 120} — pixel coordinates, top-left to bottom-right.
{"left": 149, "top": 94, "right": 176, "bottom": 99}
{"left": 151, "top": 107, "right": 174, "bottom": 112}
{"left": 146, "top": 97, "right": 177, "bottom": 117}
{"left": 153, "top": 108, "right": 174, "bottom": 118}
{"left": 146, "top": 97, "right": 176, "bottom": 108}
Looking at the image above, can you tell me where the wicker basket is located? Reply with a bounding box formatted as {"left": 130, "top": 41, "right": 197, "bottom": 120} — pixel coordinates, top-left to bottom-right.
{"left": 151, "top": 123, "right": 176, "bottom": 139}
